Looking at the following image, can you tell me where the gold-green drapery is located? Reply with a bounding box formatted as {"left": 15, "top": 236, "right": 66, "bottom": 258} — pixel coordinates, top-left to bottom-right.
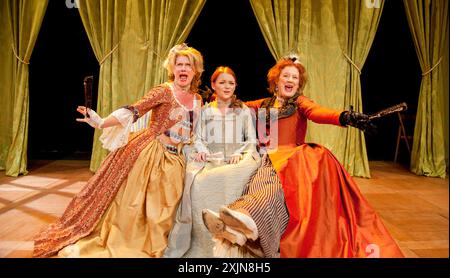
{"left": 444, "top": 15, "right": 449, "bottom": 173}
{"left": 249, "top": 0, "right": 303, "bottom": 61}
{"left": 331, "top": 0, "right": 384, "bottom": 177}
{"left": 80, "top": 0, "right": 206, "bottom": 172}
{"left": 135, "top": 0, "right": 206, "bottom": 94}
{"left": 250, "top": 0, "right": 381, "bottom": 177}
{"left": 78, "top": 0, "right": 128, "bottom": 172}
{"left": 404, "top": 0, "right": 448, "bottom": 178}
{"left": 0, "top": 0, "right": 48, "bottom": 176}
{"left": 0, "top": 2, "right": 13, "bottom": 174}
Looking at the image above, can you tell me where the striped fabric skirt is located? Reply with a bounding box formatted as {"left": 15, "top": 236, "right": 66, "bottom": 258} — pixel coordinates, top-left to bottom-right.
{"left": 228, "top": 155, "right": 289, "bottom": 258}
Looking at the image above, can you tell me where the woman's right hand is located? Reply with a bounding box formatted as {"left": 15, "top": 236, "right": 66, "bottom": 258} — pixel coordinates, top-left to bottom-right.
{"left": 76, "top": 106, "right": 104, "bottom": 129}
{"left": 195, "top": 152, "right": 207, "bottom": 162}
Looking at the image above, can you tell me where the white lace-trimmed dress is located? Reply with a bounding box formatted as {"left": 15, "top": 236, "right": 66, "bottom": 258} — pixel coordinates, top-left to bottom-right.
{"left": 164, "top": 101, "right": 261, "bottom": 258}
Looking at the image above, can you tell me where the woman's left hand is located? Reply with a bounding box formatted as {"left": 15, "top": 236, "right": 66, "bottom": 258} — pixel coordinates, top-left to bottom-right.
{"left": 76, "top": 106, "right": 104, "bottom": 129}
{"left": 229, "top": 155, "right": 242, "bottom": 164}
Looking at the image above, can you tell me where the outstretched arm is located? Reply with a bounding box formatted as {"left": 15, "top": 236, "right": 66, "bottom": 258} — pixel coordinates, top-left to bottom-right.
{"left": 298, "top": 96, "right": 376, "bottom": 133}
{"left": 127, "top": 85, "right": 168, "bottom": 122}
{"left": 297, "top": 96, "right": 342, "bottom": 126}
{"left": 76, "top": 106, "right": 122, "bottom": 129}
{"left": 76, "top": 85, "right": 169, "bottom": 129}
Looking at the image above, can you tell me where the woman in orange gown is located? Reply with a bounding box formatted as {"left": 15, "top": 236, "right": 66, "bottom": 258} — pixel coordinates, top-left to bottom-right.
{"left": 203, "top": 56, "right": 404, "bottom": 258}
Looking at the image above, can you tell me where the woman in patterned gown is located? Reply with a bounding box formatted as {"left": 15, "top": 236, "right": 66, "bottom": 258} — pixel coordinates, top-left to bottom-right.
{"left": 33, "top": 44, "right": 204, "bottom": 258}
{"left": 203, "top": 56, "right": 404, "bottom": 258}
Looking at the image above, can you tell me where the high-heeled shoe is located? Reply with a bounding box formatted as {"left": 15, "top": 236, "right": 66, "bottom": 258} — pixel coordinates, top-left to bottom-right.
{"left": 202, "top": 209, "right": 247, "bottom": 246}
{"left": 219, "top": 206, "right": 258, "bottom": 241}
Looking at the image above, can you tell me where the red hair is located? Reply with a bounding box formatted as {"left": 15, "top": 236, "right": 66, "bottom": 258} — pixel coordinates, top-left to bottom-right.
{"left": 267, "top": 59, "right": 307, "bottom": 94}
{"left": 211, "top": 66, "right": 237, "bottom": 84}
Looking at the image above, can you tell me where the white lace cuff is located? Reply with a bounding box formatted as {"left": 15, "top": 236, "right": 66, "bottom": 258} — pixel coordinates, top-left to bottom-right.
{"left": 99, "top": 108, "right": 134, "bottom": 151}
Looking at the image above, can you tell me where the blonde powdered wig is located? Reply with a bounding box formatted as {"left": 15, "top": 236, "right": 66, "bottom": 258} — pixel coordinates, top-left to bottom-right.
{"left": 163, "top": 43, "right": 204, "bottom": 93}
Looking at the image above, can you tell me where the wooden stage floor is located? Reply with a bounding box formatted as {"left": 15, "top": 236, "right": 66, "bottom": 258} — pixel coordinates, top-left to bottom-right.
{"left": 0, "top": 160, "right": 448, "bottom": 258}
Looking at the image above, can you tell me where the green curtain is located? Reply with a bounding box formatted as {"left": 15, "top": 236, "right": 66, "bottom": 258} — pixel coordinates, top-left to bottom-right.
{"left": 0, "top": 2, "right": 13, "bottom": 174}
{"left": 0, "top": 0, "right": 48, "bottom": 176}
{"left": 78, "top": 0, "right": 128, "bottom": 172}
{"left": 250, "top": 0, "right": 380, "bottom": 177}
{"left": 136, "top": 0, "right": 206, "bottom": 91}
{"left": 331, "top": 0, "right": 384, "bottom": 177}
{"left": 121, "top": 0, "right": 206, "bottom": 132}
{"left": 80, "top": 0, "right": 206, "bottom": 172}
{"left": 248, "top": 0, "right": 304, "bottom": 60}
{"left": 444, "top": 17, "right": 449, "bottom": 173}
{"left": 404, "top": 0, "right": 448, "bottom": 178}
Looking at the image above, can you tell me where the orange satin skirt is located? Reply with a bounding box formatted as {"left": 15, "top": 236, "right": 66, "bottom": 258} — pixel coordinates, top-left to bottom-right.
{"left": 269, "top": 143, "right": 404, "bottom": 258}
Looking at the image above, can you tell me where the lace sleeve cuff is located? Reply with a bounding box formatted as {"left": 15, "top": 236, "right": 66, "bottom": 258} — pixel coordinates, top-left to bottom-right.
{"left": 99, "top": 108, "right": 134, "bottom": 152}
{"left": 121, "top": 105, "right": 140, "bottom": 123}
{"left": 194, "top": 141, "right": 210, "bottom": 154}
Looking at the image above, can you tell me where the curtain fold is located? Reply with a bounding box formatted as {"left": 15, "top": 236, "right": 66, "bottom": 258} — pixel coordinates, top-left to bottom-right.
{"left": 249, "top": 0, "right": 303, "bottom": 60}
{"left": 250, "top": 0, "right": 381, "bottom": 177}
{"left": 444, "top": 16, "right": 449, "bottom": 173}
{"left": 80, "top": 0, "right": 206, "bottom": 171}
{"left": 331, "top": 0, "right": 384, "bottom": 177}
{"left": 0, "top": 0, "right": 48, "bottom": 176}
{"left": 78, "top": 0, "right": 128, "bottom": 172}
{"left": 403, "top": 0, "right": 448, "bottom": 178}
{"left": 0, "top": 1, "right": 13, "bottom": 174}
{"left": 137, "top": 0, "right": 206, "bottom": 91}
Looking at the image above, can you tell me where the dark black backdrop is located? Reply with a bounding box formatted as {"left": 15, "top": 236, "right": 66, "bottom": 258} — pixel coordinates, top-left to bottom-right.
{"left": 28, "top": 0, "right": 420, "bottom": 164}
{"left": 28, "top": 1, "right": 98, "bottom": 160}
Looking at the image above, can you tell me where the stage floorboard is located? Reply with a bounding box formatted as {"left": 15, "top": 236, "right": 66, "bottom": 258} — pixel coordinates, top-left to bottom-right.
{"left": 0, "top": 160, "right": 448, "bottom": 258}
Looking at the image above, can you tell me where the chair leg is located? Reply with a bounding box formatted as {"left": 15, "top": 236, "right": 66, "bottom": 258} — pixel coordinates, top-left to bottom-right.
{"left": 399, "top": 118, "right": 411, "bottom": 154}
{"left": 394, "top": 126, "right": 402, "bottom": 163}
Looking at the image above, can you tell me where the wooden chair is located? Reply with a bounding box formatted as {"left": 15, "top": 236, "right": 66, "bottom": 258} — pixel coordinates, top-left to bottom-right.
{"left": 394, "top": 112, "right": 415, "bottom": 163}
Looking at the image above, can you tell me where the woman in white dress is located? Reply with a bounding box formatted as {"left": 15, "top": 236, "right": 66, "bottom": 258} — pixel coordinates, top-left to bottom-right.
{"left": 164, "top": 66, "right": 260, "bottom": 258}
